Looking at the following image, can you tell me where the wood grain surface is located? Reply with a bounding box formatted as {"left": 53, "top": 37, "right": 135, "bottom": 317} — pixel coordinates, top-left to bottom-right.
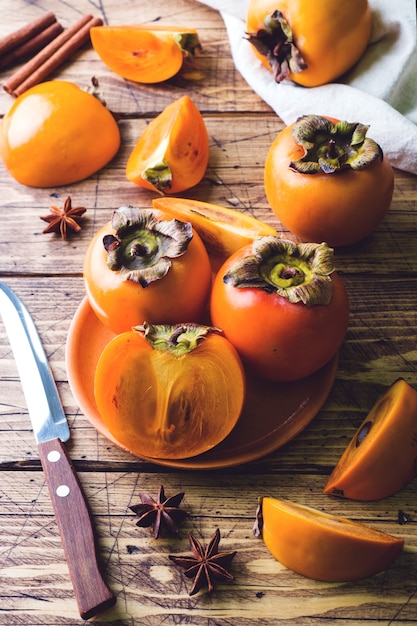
{"left": 1, "top": 0, "right": 417, "bottom": 624}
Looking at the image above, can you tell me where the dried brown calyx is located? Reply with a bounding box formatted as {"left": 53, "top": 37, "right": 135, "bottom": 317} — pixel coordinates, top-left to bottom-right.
{"left": 290, "top": 115, "right": 384, "bottom": 174}
{"left": 169, "top": 528, "right": 237, "bottom": 595}
{"left": 102, "top": 206, "right": 193, "bottom": 287}
{"left": 223, "top": 238, "right": 335, "bottom": 306}
{"left": 41, "top": 195, "right": 86, "bottom": 239}
{"left": 129, "top": 485, "right": 189, "bottom": 539}
{"left": 247, "top": 10, "right": 307, "bottom": 82}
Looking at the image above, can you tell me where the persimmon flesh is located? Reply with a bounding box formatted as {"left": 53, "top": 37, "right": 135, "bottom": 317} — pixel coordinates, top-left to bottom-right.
{"left": 152, "top": 196, "right": 276, "bottom": 269}
{"left": 126, "top": 95, "right": 209, "bottom": 194}
{"left": 94, "top": 323, "right": 246, "bottom": 460}
{"left": 257, "top": 496, "right": 404, "bottom": 581}
{"left": 324, "top": 379, "right": 417, "bottom": 501}
{"left": 90, "top": 25, "right": 201, "bottom": 83}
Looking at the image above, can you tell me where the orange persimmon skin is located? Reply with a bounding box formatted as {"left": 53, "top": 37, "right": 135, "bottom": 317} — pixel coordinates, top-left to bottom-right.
{"left": 246, "top": 0, "right": 372, "bottom": 86}
{"left": 90, "top": 25, "right": 196, "bottom": 83}
{"left": 264, "top": 120, "right": 394, "bottom": 247}
{"left": 210, "top": 244, "right": 349, "bottom": 382}
{"left": 94, "top": 329, "right": 245, "bottom": 459}
{"left": 0, "top": 80, "right": 120, "bottom": 187}
{"left": 83, "top": 211, "right": 212, "bottom": 335}
{"left": 324, "top": 379, "right": 417, "bottom": 501}
{"left": 261, "top": 497, "right": 404, "bottom": 582}
{"left": 126, "top": 95, "right": 209, "bottom": 194}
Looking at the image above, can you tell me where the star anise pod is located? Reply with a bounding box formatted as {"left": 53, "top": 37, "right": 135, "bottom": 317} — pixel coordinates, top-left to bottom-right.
{"left": 169, "top": 528, "right": 237, "bottom": 595}
{"left": 129, "top": 485, "right": 188, "bottom": 539}
{"left": 41, "top": 196, "right": 86, "bottom": 239}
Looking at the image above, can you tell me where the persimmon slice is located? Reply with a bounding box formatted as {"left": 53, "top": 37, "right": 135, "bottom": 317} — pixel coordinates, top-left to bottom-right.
{"left": 90, "top": 25, "right": 201, "bottom": 83}
{"left": 324, "top": 378, "right": 417, "bottom": 501}
{"left": 126, "top": 95, "right": 209, "bottom": 194}
{"left": 256, "top": 496, "right": 404, "bottom": 581}
{"left": 152, "top": 197, "right": 276, "bottom": 267}
{"left": 94, "top": 323, "right": 246, "bottom": 460}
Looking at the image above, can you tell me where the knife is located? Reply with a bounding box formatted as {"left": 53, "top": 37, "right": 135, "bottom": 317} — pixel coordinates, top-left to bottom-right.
{"left": 0, "top": 282, "right": 116, "bottom": 620}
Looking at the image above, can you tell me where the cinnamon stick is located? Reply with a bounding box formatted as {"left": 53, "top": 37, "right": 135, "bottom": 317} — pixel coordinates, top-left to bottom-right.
{"left": 0, "top": 21, "right": 64, "bottom": 71}
{"left": 0, "top": 12, "right": 57, "bottom": 57}
{"left": 3, "top": 14, "right": 103, "bottom": 97}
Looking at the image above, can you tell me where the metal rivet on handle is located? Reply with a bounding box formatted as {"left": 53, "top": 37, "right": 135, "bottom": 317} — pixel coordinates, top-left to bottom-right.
{"left": 56, "top": 485, "right": 70, "bottom": 498}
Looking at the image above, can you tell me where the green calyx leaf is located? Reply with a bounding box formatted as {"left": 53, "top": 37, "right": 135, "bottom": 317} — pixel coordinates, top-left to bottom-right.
{"left": 103, "top": 206, "right": 193, "bottom": 286}
{"left": 173, "top": 32, "right": 202, "bottom": 57}
{"left": 290, "top": 115, "right": 383, "bottom": 174}
{"left": 223, "top": 238, "right": 335, "bottom": 306}
{"left": 134, "top": 322, "right": 221, "bottom": 356}
{"left": 143, "top": 159, "right": 173, "bottom": 194}
{"left": 246, "top": 10, "right": 307, "bottom": 82}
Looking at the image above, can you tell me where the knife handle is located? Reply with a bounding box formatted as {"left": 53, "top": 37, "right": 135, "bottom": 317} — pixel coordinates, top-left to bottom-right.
{"left": 38, "top": 438, "right": 116, "bottom": 620}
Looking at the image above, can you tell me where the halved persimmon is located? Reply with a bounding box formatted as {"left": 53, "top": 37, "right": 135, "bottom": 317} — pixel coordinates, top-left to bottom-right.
{"left": 255, "top": 496, "right": 404, "bottom": 582}
{"left": 94, "top": 323, "right": 246, "bottom": 460}
{"left": 90, "top": 25, "right": 201, "bottom": 83}
{"left": 126, "top": 95, "right": 209, "bottom": 194}
{"left": 152, "top": 197, "right": 276, "bottom": 269}
{"left": 324, "top": 379, "right": 417, "bottom": 501}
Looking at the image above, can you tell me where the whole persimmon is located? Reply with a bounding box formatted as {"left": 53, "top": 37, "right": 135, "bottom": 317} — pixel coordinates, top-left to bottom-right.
{"left": 84, "top": 206, "right": 212, "bottom": 334}
{"left": 210, "top": 238, "right": 349, "bottom": 382}
{"left": 0, "top": 80, "right": 120, "bottom": 187}
{"left": 264, "top": 115, "right": 394, "bottom": 247}
{"left": 94, "top": 323, "right": 246, "bottom": 459}
{"left": 246, "top": 0, "right": 372, "bottom": 86}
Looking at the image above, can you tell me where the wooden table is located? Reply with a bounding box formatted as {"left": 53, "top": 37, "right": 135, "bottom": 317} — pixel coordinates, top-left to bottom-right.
{"left": 1, "top": 1, "right": 417, "bottom": 624}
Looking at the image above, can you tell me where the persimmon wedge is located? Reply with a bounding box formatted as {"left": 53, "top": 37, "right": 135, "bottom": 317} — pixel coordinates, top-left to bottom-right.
{"left": 94, "top": 323, "right": 246, "bottom": 460}
{"left": 152, "top": 197, "right": 276, "bottom": 268}
{"left": 324, "top": 379, "right": 417, "bottom": 501}
{"left": 126, "top": 95, "right": 209, "bottom": 194}
{"left": 255, "top": 496, "right": 404, "bottom": 582}
{"left": 90, "top": 25, "right": 201, "bottom": 83}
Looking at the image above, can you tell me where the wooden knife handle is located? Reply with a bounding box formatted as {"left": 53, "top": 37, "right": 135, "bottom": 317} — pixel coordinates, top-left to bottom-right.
{"left": 37, "top": 438, "right": 116, "bottom": 620}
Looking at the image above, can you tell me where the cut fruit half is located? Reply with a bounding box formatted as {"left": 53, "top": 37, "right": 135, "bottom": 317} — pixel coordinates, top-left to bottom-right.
{"left": 90, "top": 25, "right": 201, "bottom": 83}
{"left": 152, "top": 197, "right": 276, "bottom": 267}
{"left": 255, "top": 496, "right": 404, "bottom": 582}
{"left": 324, "top": 378, "right": 417, "bottom": 501}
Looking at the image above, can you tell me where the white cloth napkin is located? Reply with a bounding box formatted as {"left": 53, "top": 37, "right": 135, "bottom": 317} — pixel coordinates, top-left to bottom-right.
{"left": 197, "top": 0, "right": 417, "bottom": 174}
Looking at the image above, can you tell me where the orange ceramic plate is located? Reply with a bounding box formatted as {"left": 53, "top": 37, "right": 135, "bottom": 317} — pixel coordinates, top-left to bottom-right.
{"left": 66, "top": 297, "right": 338, "bottom": 469}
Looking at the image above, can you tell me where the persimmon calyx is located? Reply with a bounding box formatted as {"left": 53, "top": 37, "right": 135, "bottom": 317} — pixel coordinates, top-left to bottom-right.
{"left": 173, "top": 32, "right": 202, "bottom": 58}
{"left": 103, "top": 206, "right": 193, "bottom": 286}
{"left": 246, "top": 10, "right": 307, "bottom": 82}
{"left": 223, "top": 238, "right": 335, "bottom": 305}
{"left": 134, "top": 322, "right": 222, "bottom": 356}
{"left": 290, "top": 115, "right": 383, "bottom": 174}
{"left": 142, "top": 159, "right": 173, "bottom": 194}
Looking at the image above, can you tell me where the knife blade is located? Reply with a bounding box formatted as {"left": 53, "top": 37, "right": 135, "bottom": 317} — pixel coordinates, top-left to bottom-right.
{"left": 0, "top": 282, "right": 116, "bottom": 620}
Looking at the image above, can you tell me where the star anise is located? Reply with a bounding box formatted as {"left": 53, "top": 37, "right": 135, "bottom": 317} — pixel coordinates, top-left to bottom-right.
{"left": 129, "top": 485, "right": 188, "bottom": 539}
{"left": 169, "top": 528, "right": 237, "bottom": 595}
{"left": 41, "top": 196, "right": 86, "bottom": 239}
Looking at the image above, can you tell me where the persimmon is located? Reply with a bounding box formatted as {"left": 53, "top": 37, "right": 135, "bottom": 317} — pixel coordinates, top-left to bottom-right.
{"left": 0, "top": 80, "right": 120, "bottom": 187}
{"left": 264, "top": 115, "right": 394, "bottom": 247}
{"left": 90, "top": 25, "right": 201, "bottom": 84}
{"left": 83, "top": 206, "right": 212, "bottom": 334}
{"left": 126, "top": 95, "right": 209, "bottom": 194}
{"left": 210, "top": 238, "right": 349, "bottom": 381}
{"left": 246, "top": 0, "right": 372, "bottom": 86}
{"left": 152, "top": 196, "right": 276, "bottom": 269}
{"left": 324, "top": 379, "right": 417, "bottom": 501}
{"left": 94, "top": 323, "right": 246, "bottom": 459}
{"left": 254, "top": 496, "right": 404, "bottom": 581}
